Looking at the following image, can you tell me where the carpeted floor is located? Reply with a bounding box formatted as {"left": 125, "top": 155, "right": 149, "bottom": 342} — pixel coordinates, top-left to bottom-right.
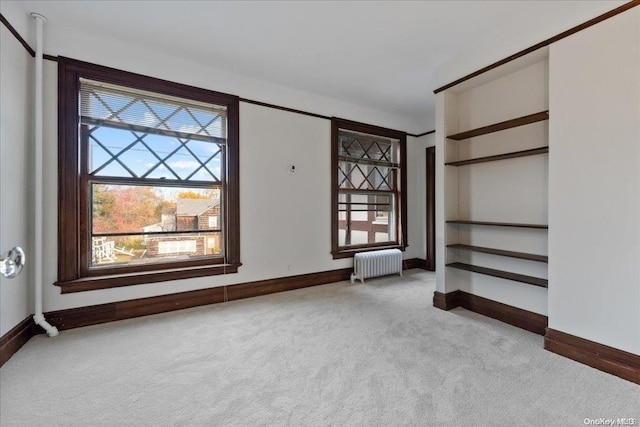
{"left": 1, "top": 270, "right": 638, "bottom": 426}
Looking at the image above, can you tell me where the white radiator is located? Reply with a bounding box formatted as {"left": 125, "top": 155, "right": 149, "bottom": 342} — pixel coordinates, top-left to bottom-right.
{"left": 350, "top": 249, "right": 403, "bottom": 284}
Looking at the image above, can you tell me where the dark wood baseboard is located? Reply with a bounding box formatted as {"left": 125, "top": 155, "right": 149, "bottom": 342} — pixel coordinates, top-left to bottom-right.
{"left": 545, "top": 328, "right": 640, "bottom": 385}
{"left": 404, "top": 258, "right": 428, "bottom": 270}
{"left": 433, "top": 290, "right": 461, "bottom": 311}
{"left": 44, "top": 259, "right": 424, "bottom": 332}
{"left": 44, "top": 268, "right": 352, "bottom": 331}
{"left": 0, "top": 316, "right": 35, "bottom": 368}
{"left": 433, "top": 290, "right": 548, "bottom": 335}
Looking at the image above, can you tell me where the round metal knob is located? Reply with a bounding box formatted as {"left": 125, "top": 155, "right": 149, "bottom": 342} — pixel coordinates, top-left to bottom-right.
{"left": 1, "top": 246, "right": 26, "bottom": 279}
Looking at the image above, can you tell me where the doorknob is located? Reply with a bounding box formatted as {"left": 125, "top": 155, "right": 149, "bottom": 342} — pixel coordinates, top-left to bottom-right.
{"left": 1, "top": 246, "right": 26, "bottom": 279}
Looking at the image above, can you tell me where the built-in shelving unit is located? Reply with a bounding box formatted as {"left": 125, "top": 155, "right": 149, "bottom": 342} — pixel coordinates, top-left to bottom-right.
{"left": 447, "top": 244, "right": 548, "bottom": 263}
{"left": 437, "top": 52, "right": 550, "bottom": 309}
{"left": 446, "top": 262, "right": 548, "bottom": 288}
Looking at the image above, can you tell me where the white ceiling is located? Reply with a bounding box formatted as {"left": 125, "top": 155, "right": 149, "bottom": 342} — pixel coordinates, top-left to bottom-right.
{"left": 6, "top": 1, "right": 626, "bottom": 132}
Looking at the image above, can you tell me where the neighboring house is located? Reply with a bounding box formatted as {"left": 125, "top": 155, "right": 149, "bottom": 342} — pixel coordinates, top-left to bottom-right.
{"left": 142, "top": 207, "right": 177, "bottom": 242}
{"left": 143, "top": 198, "right": 221, "bottom": 258}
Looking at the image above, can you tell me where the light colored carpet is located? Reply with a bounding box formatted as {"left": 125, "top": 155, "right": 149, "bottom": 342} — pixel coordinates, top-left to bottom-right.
{"left": 1, "top": 270, "right": 638, "bottom": 426}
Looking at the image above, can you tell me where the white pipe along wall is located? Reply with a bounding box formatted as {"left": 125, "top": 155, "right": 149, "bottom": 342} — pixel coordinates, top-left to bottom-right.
{"left": 31, "top": 12, "right": 58, "bottom": 337}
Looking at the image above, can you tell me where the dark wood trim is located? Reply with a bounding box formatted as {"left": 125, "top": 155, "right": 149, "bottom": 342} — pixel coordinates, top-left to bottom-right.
{"left": 411, "top": 130, "right": 436, "bottom": 138}
{"left": 404, "top": 258, "right": 427, "bottom": 270}
{"left": 447, "top": 111, "right": 548, "bottom": 140}
{"left": 426, "top": 146, "right": 436, "bottom": 271}
{"left": 445, "top": 147, "right": 548, "bottom": 166}
{"left": 226, "top": 100, "right": 434, "bottom": 139}
{"left": 460, "top": 292, "right": 548, "bottom": 335}
{"left": 545, "top": 328, "right": 640, "bottom": 385}
{"left": 446, "top": 262, "right": 548, "bottom": 288}
{"left": 225, "top": 268, "right": 351, "bottom": 301}
{"left": 447, "top": 220, "right": 548, "bottom": 229}
{"left": 55, "top": 264, "right": 241, "bottom": 294}
{"left": 433, "top": 290, "right": 548, "bottom": 335}
{"left": 331, "top": 118, "right": 340, "bottom": 256}
{"left": 239, "top": 97, "right": 330, "bottom": 120}
{"left": 433, "top": 290, "right": 461, "bottom": 311}
{"left": 0, "top": 13, "right": 35, "bottom": 56}
{"left": 434, "top": 1, "right": 640, "bottom": 93}
{"left": 0, "top": 316, "right": 36, "bottom": 368}
{"left": 57, "top": 57, "right": 241, "bottom": 290}
{"left": 447, "top": 244, "right": 547, "bottom": 263}
{"left": 0, "top": 13, "right": 58, "bottom": 62}
{"left": 332, "top": 117, "right": 407, "bottom": 141}
{"left": 57, "top": 58, "right": 80, "bottom": 282}
{"left": 399, "top": 126, "right": 408, "bottom": 253}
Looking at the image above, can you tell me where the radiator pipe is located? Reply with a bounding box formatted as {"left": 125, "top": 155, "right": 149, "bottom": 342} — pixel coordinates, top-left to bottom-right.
{"left": 31, "top": 12, "right": 58, "bottom": 337}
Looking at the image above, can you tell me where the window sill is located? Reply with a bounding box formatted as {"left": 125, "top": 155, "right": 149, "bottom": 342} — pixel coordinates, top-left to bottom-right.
{"left": 331, "top": 244, "right": 406, "bottom": 260}
{"left": 54, "top": 263, "right": 242, "bottom": 294}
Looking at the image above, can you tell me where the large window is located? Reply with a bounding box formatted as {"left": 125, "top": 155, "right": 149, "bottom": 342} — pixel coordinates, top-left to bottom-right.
{"left": 57, "top": 58, "right": 240, "bottom": 292}
{"left": 331, "top": 118, "right": 407, "bottom": 259}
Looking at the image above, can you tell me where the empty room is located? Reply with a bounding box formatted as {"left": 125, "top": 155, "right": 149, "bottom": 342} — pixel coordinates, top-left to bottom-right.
{"left": 1, "top": 0, "right": 639, "bottom": 425}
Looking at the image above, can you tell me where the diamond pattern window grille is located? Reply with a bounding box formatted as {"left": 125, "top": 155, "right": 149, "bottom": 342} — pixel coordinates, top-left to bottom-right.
{"left": 337, "top": 131, "right": 399, "bottom": 191}
{"left": 80, "top": 78, "right": 226, "bottom": 183}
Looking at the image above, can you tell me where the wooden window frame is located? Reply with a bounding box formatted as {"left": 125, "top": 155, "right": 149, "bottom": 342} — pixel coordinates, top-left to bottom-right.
{"left": 331, "top": 118, "right": 407, "bottom": 259}
{"left": 56, "top": 57, "right": 240, "bottom": 293}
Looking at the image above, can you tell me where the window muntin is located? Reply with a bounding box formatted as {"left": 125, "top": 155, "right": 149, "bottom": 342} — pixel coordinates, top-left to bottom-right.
{"left": 80, "top": 79, "right": 227, "bottom": 272}
{"left": 337, "top": 192, "right": 394, "bottom": 246}
{"left": 57, "top": 58, "right": 240, "bottom": 290}
{"left": 331, "top": 119, "right": 407, "bottom": 258}
{"left": 81, "top": 79, "right": 225, "bottom": 182}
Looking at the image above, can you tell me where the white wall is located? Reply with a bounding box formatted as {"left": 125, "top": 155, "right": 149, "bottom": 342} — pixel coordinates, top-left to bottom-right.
{"left": 0, "top": 13, "right": 428, "bottom": 312}
{"left": 548, "top": 8, "right": 640, "bottom": 354}
{"left": 39, "top": 63, "right": 430, "bottom": 311}
{"left": 0, "top": 23, "right": 34, "bottom": 335}
{"left": 1, "top": 2, "right": 431, "bottom": 321}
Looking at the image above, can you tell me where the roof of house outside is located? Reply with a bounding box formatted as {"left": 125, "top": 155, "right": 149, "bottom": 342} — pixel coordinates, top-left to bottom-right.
{"left": 176, "top": 198, "right": 220, "bottom": 216}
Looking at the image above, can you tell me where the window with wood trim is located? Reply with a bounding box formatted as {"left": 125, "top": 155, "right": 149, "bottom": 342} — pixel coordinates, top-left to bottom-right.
{"left": 57, "top": 58, "right": 240, "bottom": 292}
{"left": 331, "top": 118, "right": 407, "bottom": 259}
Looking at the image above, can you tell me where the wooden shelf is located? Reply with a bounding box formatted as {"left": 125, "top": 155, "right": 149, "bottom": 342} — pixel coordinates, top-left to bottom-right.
{"left": 447, "top": 111, "right": 549, "bottom": 140}
{"left": 445, "top": 147, "right": 548, "bottom": 166}
{"left": 446, "top": 262, "right": 548, "bottom": 288}
{"left": 447, "top": 244, "right": 548, "bottom": 263}
{"left": 447, "top": 220, "right": 548, "bottom": 229}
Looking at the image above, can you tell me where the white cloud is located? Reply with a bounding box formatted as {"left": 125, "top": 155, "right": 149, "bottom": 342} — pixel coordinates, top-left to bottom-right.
{"left": 139, "top": 111, "right": 159, "bottom": 127}
{"left": 169, "top": 160, "right": 200, "bottom": 170}
{"left": 179, "top": 124, "right": 203, "bottom": 134}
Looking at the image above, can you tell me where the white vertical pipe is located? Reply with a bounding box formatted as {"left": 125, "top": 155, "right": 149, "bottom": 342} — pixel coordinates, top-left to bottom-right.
{"left": 30, "top": 12, "right": 58, "bottom": 337}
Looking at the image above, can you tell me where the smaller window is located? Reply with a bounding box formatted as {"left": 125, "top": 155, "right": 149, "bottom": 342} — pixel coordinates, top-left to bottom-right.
{"left": 331, "top": 118, "right": 407, "bottom": 259}
{"left": 208, "top": 216, "right": 218, "bottom": 229}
